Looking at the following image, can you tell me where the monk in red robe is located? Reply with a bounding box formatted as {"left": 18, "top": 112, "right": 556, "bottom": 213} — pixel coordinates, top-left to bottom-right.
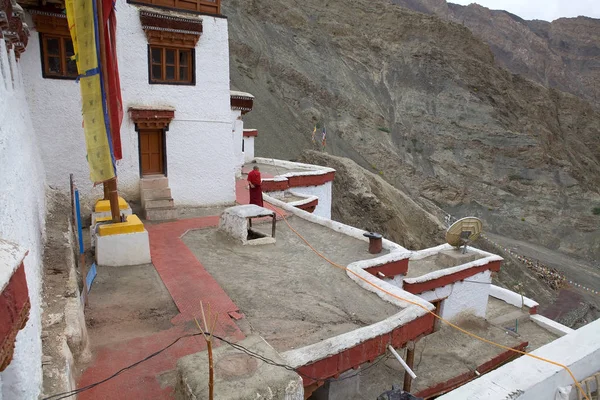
{"left": 247, "top": 166, "right": 264, "bottom": 207}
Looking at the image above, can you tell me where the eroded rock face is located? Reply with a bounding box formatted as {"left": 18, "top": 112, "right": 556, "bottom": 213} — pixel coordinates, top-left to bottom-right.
{"left": 225, "top": 0, "right": 600, "bottom": 260}
{"left": 391, "top": 1, "right": 600, "bottom": 108}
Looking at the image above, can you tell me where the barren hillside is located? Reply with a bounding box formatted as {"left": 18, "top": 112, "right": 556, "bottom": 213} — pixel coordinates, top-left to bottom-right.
{"left": 225, "top": 0, "right": 600, "bottom": 261}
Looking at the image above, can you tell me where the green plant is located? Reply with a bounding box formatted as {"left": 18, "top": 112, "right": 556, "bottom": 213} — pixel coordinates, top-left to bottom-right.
{"left": 378, "top": 127, "right": 391, "bottom": 133}
{"left": 378, "top": 171, "right": 384, "bottom": 176}
{"left": 521, "top": 217, "right": 526, "bottom": 222}
{"left": 593, "top": 207, "right": 600, "bottom": 215}
{"left": 508, "top": 174, "right": 522, "bottom": 181}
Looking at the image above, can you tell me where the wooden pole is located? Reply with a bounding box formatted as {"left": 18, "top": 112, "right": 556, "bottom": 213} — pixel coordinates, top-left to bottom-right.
{"left": 96, "top": 0, "right": 120, "bottom": 223}
{"left": 403, "top": 341, "right": 416, "bottom": 393}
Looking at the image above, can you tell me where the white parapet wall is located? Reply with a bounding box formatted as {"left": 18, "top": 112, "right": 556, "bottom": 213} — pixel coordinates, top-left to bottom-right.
{"left": 416, "top": 270, "right": 493, "bottom": 320}
{"left": 256, "top": 158, "right": 335, "bottom": 219}
{"left": 438, "top": 319, "right": 600, "bottom": 400}
{"left": 0, "top": 41, "right": 47, "bottom": 400}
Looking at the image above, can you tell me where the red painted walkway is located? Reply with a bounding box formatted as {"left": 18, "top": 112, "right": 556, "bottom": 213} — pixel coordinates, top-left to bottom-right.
{"left": 77, "top": 182, "right": 257, "bottom": 399}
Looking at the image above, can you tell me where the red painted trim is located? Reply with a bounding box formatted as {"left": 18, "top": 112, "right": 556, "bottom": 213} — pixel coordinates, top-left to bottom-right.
{"left": 415, "top": 341, "right": 528, "bottom": 399}
{"left": 295, "top": 199, "right": 319, "bottom": 213}
{"left": 404, "top": 260, "right": 502, "bottom": 295}
{"left": 0, "top": 263, "right": 30, "bottom": 372}
{"left": 287, "top": 171, "right": 335, "bottom": 188}
{"left": 529, "top": 305, "right": 538, "bottom": 315}
{"left": 297, "top": 313, "right": 435, "bottom": 386}
{"left": 365, "top": 259, "right": 409, "bottom": 278}
{"left": 243, "top": 129, "right": 258, "bottom": 137}
{"left": 129, "top": 108, "right": 175, "bottom": 122}
{"left": 261, "top": 179, "right": 289, "bottom": 192}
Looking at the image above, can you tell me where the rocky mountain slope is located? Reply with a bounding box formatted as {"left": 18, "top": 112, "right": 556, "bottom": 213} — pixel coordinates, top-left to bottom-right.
{"left": 391, "top": 0, "right": 600, "bottom": 108}
{"left": 225, "top": 0, "right": 600, "bottom": 260}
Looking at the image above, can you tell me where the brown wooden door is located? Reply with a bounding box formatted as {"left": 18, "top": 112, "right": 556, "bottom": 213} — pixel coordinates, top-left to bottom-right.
{"left": 139, "top": 129, "right": 164, "bottom": 176}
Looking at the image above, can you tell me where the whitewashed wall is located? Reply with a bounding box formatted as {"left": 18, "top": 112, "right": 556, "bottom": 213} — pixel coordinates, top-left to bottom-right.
{"left": 0, "top": 42, "right": 47, "bottom": 400}
{"left": 231, "top": 109, "right": 244, "bottom": 178}
{"left": 243, "top": 135, "right": 255, "bottom": 163}
{"left": 414, "top": 270, "right": 492, "bottom": 320}
{"left": 289, "top": 182, "right": 332, "bottom": 219}
{"left": 22, "top": 1, "right": 236, "bottom": 209}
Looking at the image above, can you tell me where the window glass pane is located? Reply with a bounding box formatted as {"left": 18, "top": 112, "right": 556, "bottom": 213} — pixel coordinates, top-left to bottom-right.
{"left": 65, "top": 39, "right": 74, "bottom": 57}
{"left": 166, "top": 49, "right": 175, "bottom": 65}
{"left": 152, "top": 65, "right": 162, "bottom": 80}
{"left": 151, "top": 48, "right": 162, "bottom": 64}
{"left": 179, "top": 51, "right": 188, "bottom": 66}
{"left": 48, "top": 56, "right": 61, "bottom": 74}
{"left": 166, "top": 65, "right": 175, "bottom": 80}
{"left": 66, "top": 59, "right": 78, "bottom": 76}
{"left": 46, "top": 37, "right": 60, "bottom": 56}
{"left": 179, "top": 66, "right": 188, "bottom": 81}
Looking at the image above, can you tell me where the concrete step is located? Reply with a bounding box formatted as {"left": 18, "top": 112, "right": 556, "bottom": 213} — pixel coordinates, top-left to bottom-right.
{"left": 141, "top": 188, "right": 171, "bottom": 202}
{"left": 140, "top": 176, "right": 169, "bottom": 190}
{"left": 145, "top": 206, "right": 178, "bottom": 221}
{"left": 145, "top": 198, "right": 174, "bottom": 209}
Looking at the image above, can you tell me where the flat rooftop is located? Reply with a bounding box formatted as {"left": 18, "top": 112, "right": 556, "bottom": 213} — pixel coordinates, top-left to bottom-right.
{"left": 182, "top": 216, "right": 399, "bottom": 352}
{"left": 329, "top": 298, "right": 559, "bottom": 399}
{"left": 406, "top": 248, "right": 487, "bottom": 278}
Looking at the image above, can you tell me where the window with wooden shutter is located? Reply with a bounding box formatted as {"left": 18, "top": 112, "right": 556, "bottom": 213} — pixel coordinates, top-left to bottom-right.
{"left": 40, "top": 33, "right": 78, "bottom": 79}
{"left": 148, "top": 46, "right": 194, "bottom": 85}
{"left": 31, "top": 11, "right": 78, "bottom": 80}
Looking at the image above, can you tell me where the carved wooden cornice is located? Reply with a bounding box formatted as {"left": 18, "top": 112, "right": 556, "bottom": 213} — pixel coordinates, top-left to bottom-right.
{"left": 230, "top": 94, "right": 254, "bottom": 115}
{"left": 130, "top": 107, "right": 175, "bottom": 130}
{"left": 140, "top": 10, "right": 201, "bottom": 48}
{"left": 2, "top": 0, "right": 30, "bottom": 56}
{"left": 30, "top": 9, "right": 69, "bottom": 35}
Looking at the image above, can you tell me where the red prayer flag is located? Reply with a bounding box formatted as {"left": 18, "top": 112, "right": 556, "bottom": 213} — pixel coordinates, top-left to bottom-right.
{"left": 102, "top": 0, "right": 123, "bottom": 160}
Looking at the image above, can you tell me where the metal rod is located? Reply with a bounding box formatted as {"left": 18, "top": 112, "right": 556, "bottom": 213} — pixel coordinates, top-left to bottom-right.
{"left": 271, "top": 214, "right": 276, "bottom": 238}
{"left": 388, "top": 345, "right": 417, "bottom": 381}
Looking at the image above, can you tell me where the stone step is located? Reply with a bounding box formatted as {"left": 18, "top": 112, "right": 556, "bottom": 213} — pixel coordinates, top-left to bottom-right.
{"left": 141, "top": 188, "right": 171, "bottom": 202}
{"left": 145, "top": 198, "right": 174, "bottom": 209}
{"left": 488, "top": 309, "right": 530, "bottom": 328}
{"left": 140, "top": 176, "right": 169, "bottom": 190}
{"left": 145, "top": 206, "right": 178, "bottom": 221}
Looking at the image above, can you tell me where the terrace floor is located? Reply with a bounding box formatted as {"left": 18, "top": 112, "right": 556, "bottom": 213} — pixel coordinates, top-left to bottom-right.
{"left": 181, "top": 217, "right": 396, "bottom": 352}
{"left": 243, "top": 161, "right": 312, "bottom": 177}
{"left": 405, "top": 248, "right": 486, "bottom": 278}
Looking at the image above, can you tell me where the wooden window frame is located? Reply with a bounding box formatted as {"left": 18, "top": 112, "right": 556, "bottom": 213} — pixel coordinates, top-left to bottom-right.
{"left": 147, "top": 45, "right": 195, "bottom": 85}
{"left": 39, "top": 33, "right": 78, "bottom": 80}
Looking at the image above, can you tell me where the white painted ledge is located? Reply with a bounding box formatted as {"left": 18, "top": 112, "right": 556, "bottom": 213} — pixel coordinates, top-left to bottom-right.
{"left": 490, "top": 284, "right": 539, "bottom": 310}
{"left": 530, "top": 314, "right": 574, "bottom": 337}
{"left": 0, "top": 239, "right": 28, "bottom": 293}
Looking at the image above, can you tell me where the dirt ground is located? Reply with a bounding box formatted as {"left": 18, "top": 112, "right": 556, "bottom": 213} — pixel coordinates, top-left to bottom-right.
{"left": 84, "top": 264, "right": 178, "bottom": 348}
{"left": 181, "top": 216, "right": 399, "bottom": 352}
{"left": 486, "top": 232, "right": 600, "bottom": 328}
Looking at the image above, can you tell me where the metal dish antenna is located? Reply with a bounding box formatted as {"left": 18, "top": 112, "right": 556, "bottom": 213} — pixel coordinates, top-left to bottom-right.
{"left": 446, "top": 217, "right": 483, "bottom": 253}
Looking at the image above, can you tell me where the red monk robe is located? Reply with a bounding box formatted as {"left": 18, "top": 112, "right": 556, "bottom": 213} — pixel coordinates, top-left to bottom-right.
{"left": 247, "top": 167, "right": 264, "bottom": 207}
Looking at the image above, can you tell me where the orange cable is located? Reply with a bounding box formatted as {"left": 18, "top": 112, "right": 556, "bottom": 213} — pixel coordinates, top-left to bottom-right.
{"left": 271, "top": 208, "right": 589, "bottom": 400}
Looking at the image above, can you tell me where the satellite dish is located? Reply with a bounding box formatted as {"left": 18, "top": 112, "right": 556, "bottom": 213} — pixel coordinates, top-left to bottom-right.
{"left": 446, "top": 217, "right": 482, "bottom": 253}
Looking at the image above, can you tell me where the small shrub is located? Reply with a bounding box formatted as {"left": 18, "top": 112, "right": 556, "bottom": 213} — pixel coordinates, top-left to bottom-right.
{"left": 508, "top": 174, "right": 522, "bottom": 181}
{"left": 593, "top": 207, "right": 600, "bottom": 215}
{"left": 521, "top": 217, "right": 525, "bottom": 222}
{"left": 378, "top": 127, "right": 391, "bottom": 133}
{"left": 378, "top": 171, "right": 384, "bottom": 176}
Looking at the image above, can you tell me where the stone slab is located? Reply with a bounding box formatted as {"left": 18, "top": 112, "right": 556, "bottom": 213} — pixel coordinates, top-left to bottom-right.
{"left": 175, "top": 335, "right": 303, "bottom": 400}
